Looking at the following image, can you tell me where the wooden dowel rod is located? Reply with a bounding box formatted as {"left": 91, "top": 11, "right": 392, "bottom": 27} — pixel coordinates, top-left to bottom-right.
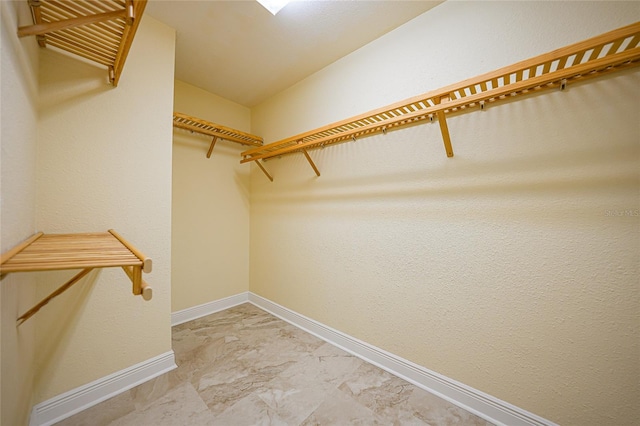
{"left": 1, "top": 232, "right": 44, "bottom": 267}
{"left": 17, "top": 268, "right": 94, "bottom": 325}
{"left": 17, "top": 9, "right": 126, "bottom": 37}
{"left": 108, "top": 230, "right": 152, "bottom": 273}
{"left": 141, "top": 280, "right": 153, "bottom": 301}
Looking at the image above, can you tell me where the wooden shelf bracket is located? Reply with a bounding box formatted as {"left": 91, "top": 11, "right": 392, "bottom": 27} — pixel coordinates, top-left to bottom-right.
{"left": 299, "top": 141, "right": 321, "bottom": 177}
{"left": 0, "top": 230, "right": 153, "bottom": 325}
{"left": 255, "top": 160, "right": 274, "bottom": 182}
{"left": 434, "top": 95, "right": 454, "bottom": 158}
{"left": 240, "top": 22, "right": 640, "bottom": 180}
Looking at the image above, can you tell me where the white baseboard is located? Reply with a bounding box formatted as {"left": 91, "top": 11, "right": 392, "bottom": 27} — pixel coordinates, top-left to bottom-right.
{"left": 248, "top": 292, "right": 557, "bottom": 426}
{"left": 30, "top": 351, "right": 177, "bottom": 426}
{"left": 171, "top": 292, "right": 249, "bottom": 326}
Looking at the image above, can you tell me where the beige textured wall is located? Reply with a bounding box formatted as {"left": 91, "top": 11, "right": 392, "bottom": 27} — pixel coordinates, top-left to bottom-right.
{"left": 0, "top": 2, "right": 40, "bottom": 424}
{"left": 33, "top": 15, "right": 175, "bottom": 403}
{"left": 250, "top": 2, "right": 640, "bottom": 425}
{"left": 172, "top": 80, "right": 251, "bottom": 312}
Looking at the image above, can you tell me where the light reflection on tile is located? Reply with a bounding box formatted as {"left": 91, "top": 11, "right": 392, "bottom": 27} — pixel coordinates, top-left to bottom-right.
{"left": 56, "top": 303, "right": 493, "bottom": 425}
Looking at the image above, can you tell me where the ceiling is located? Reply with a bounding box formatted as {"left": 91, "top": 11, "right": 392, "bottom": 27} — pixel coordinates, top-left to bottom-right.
{"left": 145, "top": 0, "right": 443, "bottom": 107}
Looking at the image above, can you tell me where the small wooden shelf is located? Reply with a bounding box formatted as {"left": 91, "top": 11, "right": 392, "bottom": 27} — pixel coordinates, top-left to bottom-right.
{"left": 173, "top": 112, "right": 263, "bottom": 158}
{"left": 241, "top": 22, "right": 640, "bottom": 181}
{"left": 17, "top": 0, "right": 148, "bottom": 86}
{"left": 1, "top": 230, "right": 152, "bottom": 325}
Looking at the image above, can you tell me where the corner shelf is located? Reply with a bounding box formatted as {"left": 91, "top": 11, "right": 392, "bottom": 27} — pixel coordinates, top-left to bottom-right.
{"left": 0, "top": 230, "right": 152, "bottom": 325}
{"left": 241, "top": 22, "right": 640, "bottom": 181}
{"left": 17, "top": 0, "right": 148, "bottom": 86}
{"left": 173, "top": 112, "right": 263, "bottom": 158}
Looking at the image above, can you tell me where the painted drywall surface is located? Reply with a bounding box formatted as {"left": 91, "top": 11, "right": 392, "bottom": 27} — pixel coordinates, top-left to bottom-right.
{"left": 172, "top": 80, "right": 251, "bottom": 312}
{"left": 33, "top": 16, "right": 175, "bottom": 403}
{"left": 250, "top": 2, "right": 640, "bottom": 425}
{"left": 0, "top": 1, "right": 40, "bottom": 424}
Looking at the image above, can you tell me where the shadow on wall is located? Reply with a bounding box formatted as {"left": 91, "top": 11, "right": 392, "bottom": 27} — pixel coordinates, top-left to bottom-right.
{"left": 251, "top": 138, "right": 638, "bottom": 222}
{"left": 173, "top": 131, "right": 249, "bottom": 160}
{"left": 33, "top": 269, "right": 100, "bottom": 389}
{"left": 250, "top": 72, "right": 640, "bottom": 224}
{"left": 173, "top": 132, "right": 252, "bottom": 207}
{"left": 38, "top": 49, "right": 113, "bottom": 116}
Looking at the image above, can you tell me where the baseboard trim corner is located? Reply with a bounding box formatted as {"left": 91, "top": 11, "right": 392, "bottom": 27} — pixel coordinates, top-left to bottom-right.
{"left": 248, "top": 292, "right": 556, "bottom": 426}
{"left": 171, "top": 292, "right": 249, "bottom": 326}
{"left": 30, "top": 350, "right": 177, "bottom": 426}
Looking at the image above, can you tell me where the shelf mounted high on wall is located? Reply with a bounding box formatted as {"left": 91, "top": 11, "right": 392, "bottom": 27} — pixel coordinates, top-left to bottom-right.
{"left": 240, "top": 22, "right": 640, "bottom": 181}
{"left": 0, "top": 230, "right": 153, "bottom": 325}
{"left": 17, "top": 0, "right": 148, "bottom": 86}
{"left": 172, "top": 112, "right": 264, "bottom": 159}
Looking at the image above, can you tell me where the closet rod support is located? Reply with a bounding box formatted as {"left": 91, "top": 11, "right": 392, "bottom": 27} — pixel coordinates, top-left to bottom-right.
{"left": 126, "top": 0, "right": 135, "bottom": 25}
{"left": 560, "top": 79, "right": 568, "bottom": 91}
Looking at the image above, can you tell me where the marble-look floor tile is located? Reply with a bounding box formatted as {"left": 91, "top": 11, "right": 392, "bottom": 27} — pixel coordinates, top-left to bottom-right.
{"left": 54, "top": 391, "right": 136, "bottom": 426}
{"left": 213, "top": 392, "right": 289, "bottom": 426}
{"left": 339, "top": 362, "right": 491, "bottom": 425}
{"left": 56, "top": 303, "right": 494, "bottom": 426}
{"left": 110, "top": 382, "right": 214, "bottom": 426}
{"left": 129, "top": 368, "right": 186, "bottom": 410}
{"left": 301, "top": 388, "right": 386, "bottom": 425}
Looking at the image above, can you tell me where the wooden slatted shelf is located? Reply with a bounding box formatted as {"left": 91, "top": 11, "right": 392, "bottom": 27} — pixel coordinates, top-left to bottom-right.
{"left": 241, "top": 22, "right": 640, "bottom": 181}
{"left": 173, "top": 112, "right": 264, "bottom": 158}
{"left": 17, "top": 0, "right": 148, "bottom": 86}
{"left": 0, "top": 230, "right": 153, "bottom": 325}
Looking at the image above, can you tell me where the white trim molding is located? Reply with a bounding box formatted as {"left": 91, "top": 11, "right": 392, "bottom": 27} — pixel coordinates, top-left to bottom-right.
{"left": 248, "top": 292, "right": 557, "bottom": 426}
{"left": 29, "top": 351, "right": 177, "bottom": 426}
{"left": 171, "top": 292, "right": 249, "bottom": 326}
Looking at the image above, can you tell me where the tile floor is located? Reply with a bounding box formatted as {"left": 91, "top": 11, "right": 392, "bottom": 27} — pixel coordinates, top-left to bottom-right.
{"left": 58, "top": 303, "right": 492, "bottom": 425}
